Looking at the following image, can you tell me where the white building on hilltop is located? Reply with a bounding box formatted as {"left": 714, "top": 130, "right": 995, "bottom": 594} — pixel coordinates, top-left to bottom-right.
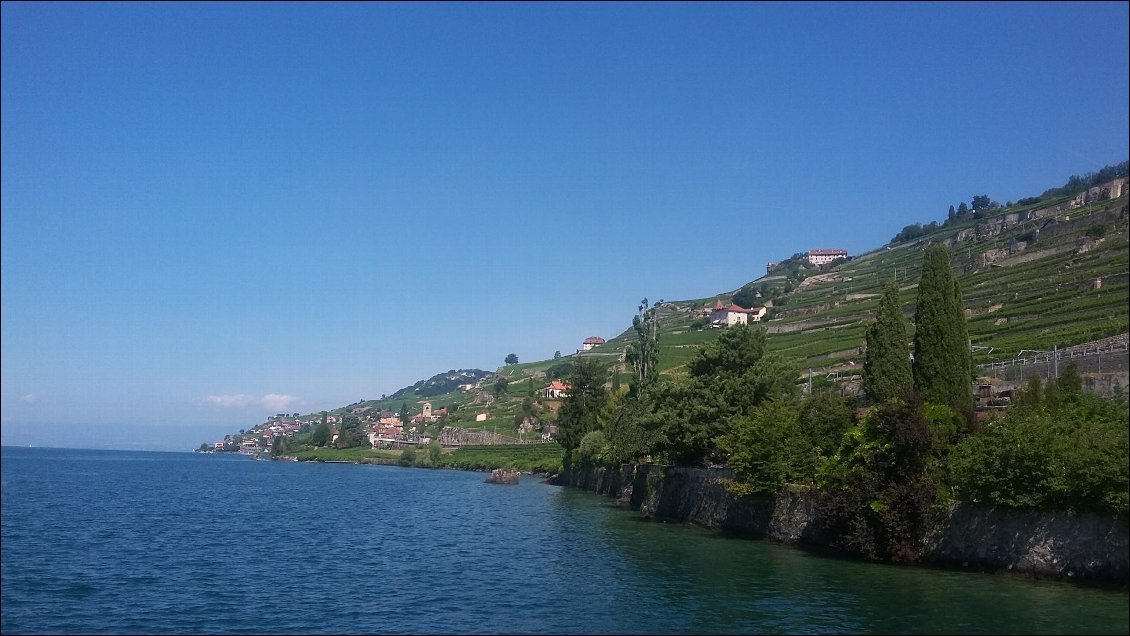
{"left": 807, "top": 248, "right": 848, "bottom": 266}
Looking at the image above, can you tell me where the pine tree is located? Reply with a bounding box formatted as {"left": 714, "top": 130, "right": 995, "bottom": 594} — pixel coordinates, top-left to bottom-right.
{"left": 863, "top": 280, "right": 913, "bottom": 404}
{"left": 912, "top": 245, "right": 973, "bottom": 413}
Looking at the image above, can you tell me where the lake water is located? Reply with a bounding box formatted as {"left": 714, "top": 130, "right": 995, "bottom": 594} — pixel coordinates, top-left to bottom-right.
{"left": 2, "top": 446, "right": 1127, "bottom": 634}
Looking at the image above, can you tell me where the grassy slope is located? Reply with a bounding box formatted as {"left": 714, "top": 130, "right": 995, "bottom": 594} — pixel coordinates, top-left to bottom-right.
{"left": 627, "top": 193, "right": 1129, "bottom": 376}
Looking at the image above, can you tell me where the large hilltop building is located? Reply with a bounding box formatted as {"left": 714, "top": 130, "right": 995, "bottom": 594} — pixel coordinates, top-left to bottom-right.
{"left": 582, "top": 336, "right": 605, "bottom": 350}
{"left": 807, "top": 248, "right": 848, "bottom": 266}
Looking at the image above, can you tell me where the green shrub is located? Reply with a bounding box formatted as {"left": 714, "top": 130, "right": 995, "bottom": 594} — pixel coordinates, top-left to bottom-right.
{"left": 722, "top": 397, "right": 813, "bottom": 492}
{"left": 577, "top": 430, "right": 609, "bottom": 465}
{"left": 1084, "top": 224, "right": 1107, "bottom": 240}
{"left": 950, "top": 378, "right": 1129, "bottom": 515}
{"left": 399, "top": 447, "right": 417, "bottom": 466}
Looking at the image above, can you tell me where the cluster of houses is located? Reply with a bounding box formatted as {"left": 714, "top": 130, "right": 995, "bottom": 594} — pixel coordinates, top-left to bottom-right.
{"left": 214, "top": 391, "right": 568, "bottom": 453}
{"left": 212, "top": 404, "right": 449, "bottom": 453}
{"left": 213, "top": 413, "right": 307, "bottom": 452}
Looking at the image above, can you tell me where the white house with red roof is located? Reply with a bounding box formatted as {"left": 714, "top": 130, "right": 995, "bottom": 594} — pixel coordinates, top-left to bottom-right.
{"left": 709, "top": 299, "right": 766, "bottom": 326}
{"left": 582, "top": 336, "right": 605, "bottom": 350}
{"left": 543, "top": 380, "right": 571, "bottom": 399}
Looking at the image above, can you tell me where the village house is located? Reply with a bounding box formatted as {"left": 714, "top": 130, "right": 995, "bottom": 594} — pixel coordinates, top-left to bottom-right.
{"left": 582, "top": 336, "right": 605, "bottom": 350}
{"left": 709, "top": 299, "right": 766, "bottom": 327}
{"left": 543, "top": 380, "right": 571, "bottom": 399}
{"left": 368, "top": 421, "right": 404, "bottom": 448}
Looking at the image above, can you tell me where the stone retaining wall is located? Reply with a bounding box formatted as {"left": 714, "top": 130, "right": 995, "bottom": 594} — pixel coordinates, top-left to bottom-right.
{"left": 554, "top": 464, "right": 1128, "bottom": 586}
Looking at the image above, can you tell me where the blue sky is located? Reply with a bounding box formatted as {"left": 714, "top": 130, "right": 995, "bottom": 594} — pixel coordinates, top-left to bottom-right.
{"left": 3, "top": 2, "right": 1128, "bottom": 451}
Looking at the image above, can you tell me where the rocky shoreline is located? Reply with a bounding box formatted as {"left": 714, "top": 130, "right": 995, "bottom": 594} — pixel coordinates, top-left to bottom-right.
{"left": 550, "top": 463, "right": 1129, "bottom": 587}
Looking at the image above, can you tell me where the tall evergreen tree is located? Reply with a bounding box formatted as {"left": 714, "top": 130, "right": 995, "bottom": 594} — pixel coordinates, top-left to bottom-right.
{"left": 863, "top": 281, "right": 913, "bottom": 403}
{"left": 912, "top": 245, "right": 973, "bottom": 413}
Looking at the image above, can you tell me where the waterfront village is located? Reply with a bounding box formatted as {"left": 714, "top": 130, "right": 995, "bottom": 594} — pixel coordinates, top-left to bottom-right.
{"left": 208, "top": 400, "right": 522, "bottom": 456}
{"left": 202, "top": 248, "right": 847, "bottom": 458}
{"left": 207, "top": 372, "right": 562, "bottom": 456}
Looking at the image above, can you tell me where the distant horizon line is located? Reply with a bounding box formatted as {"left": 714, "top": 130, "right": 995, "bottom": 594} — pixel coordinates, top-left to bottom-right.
{"left": 2, "top": 444, "right": 199, "bottom": 454}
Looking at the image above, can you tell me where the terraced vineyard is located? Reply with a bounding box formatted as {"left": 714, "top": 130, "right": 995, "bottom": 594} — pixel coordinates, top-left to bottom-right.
{"left": 595, "top": 188, "right": 1129, "bottom": 378}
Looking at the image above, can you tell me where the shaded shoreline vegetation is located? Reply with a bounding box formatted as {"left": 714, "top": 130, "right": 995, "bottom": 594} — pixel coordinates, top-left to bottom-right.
{"left": 547, "top": 245, "right": 1127, "bottom": 571}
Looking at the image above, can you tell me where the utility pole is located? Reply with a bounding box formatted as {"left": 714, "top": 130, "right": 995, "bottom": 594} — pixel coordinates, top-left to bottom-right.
{"left": 1053, "top": 344, "right": 1058, "bottom": 379}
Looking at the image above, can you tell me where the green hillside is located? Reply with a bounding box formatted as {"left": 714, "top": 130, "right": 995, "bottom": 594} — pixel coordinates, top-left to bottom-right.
{"left": 226, "top": 163, "right": 1129, "bottom": 442}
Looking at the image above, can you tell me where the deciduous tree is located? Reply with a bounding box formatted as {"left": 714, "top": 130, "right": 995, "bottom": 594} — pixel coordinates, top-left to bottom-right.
{"left": 555, "top": 356, "right": 609, "bottom": 458}
{"left": 624, "top": 298, "right": 660, "bottom": 393}
{"left": 311, "top": 422, "right": 330, "bottom": 447}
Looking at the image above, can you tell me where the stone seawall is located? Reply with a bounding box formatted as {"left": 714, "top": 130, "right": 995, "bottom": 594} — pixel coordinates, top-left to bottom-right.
{"left": 554, "top": 464, "right": 1128, "bottom": 586}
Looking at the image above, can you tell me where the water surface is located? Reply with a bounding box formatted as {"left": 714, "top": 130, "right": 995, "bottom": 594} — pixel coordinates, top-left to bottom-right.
{"left": 2, "top": 447, "right": 1126, "bottom": 634}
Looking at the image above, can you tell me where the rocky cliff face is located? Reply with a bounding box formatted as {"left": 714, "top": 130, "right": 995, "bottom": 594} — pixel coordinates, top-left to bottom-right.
{"left": 554, "top": 463, "right": 1128, "bottom": 586}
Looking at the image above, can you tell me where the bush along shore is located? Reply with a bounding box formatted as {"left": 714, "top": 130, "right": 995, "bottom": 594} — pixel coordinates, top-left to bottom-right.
{"left": 277, "top": 443, "right": 564, "bottom": 475}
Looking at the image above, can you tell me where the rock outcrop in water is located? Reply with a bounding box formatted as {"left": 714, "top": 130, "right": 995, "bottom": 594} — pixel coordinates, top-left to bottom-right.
{"left": 485, "top": 468, "right": 520, "bottom": 485}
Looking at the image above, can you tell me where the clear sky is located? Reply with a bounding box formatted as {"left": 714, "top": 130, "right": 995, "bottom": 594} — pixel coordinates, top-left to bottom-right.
{"left": 3, "top": 2, "right": 1128, "bottom": 451}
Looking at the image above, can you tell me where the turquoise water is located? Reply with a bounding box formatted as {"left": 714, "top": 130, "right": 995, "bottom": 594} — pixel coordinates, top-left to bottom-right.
{"left": 2, "top": 446, "right": 1127, "bottom": 634}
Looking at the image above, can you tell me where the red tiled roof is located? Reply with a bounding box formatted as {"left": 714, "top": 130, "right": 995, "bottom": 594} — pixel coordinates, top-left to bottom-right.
{"left": 546, "top": 380, "right": 571, "bottom": 391}
{"left": 713, "top": 299, "right": 724, "bottom": 310}
{"left": 583, "top": 336, "right": 605, "bottom": 344}
{"left": 808, "top": 248, "right": 848, "bottom": 256}
{"left": 712, "top": 303, "right": 754, "bottom": 313}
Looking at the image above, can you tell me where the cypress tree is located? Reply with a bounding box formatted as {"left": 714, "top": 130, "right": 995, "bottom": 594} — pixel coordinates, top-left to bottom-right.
{"left": 863, "top": 280, "right": 913, "bottom": 403}
{"left": 912, "top": 245, "right": 973, "bottom": 413}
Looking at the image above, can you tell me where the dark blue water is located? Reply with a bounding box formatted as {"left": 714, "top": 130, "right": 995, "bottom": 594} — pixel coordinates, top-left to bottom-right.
{"left": 2, "top": 447, "right": 1127, "bottom": 635}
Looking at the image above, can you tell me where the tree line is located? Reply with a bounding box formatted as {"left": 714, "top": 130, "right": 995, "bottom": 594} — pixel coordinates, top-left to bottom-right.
{"left": 890, "top": 160, "right": 1128, "bottom": 245}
